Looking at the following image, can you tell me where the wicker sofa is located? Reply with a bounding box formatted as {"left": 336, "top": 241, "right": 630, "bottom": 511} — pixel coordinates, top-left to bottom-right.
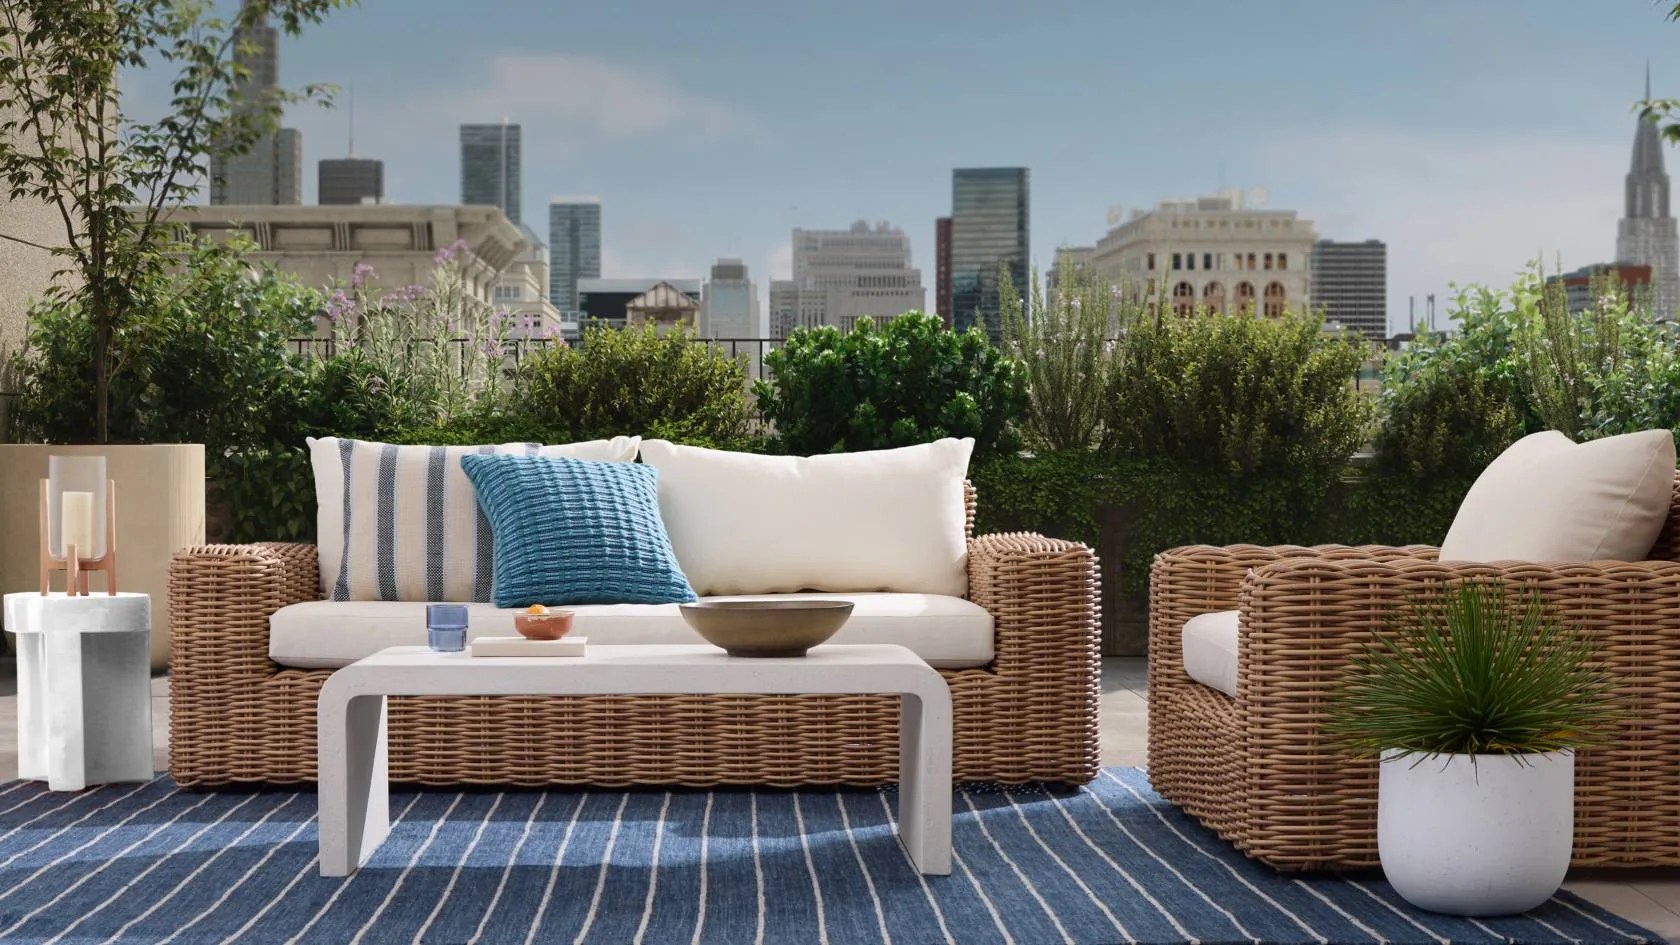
{"left": 167, "top": 489, "right": 1100, "bottom": 789}
{"left": 1147, "top": 478, "right": 1680, "bottom": 871}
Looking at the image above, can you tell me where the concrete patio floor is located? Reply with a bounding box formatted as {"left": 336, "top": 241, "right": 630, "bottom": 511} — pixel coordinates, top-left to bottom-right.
{"left": 0, "top": 657, "right": 1675, "bottom": 940}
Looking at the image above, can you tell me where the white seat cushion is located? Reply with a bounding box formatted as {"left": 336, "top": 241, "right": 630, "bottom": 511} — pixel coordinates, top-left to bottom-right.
{"left": 1182, "top": 610, "right": 1239, "bottom": 698}
{"left": 269, "top": 592, "right": 995, "bottom": 670}
{"left": 637, "top": 438, "right": 974, "bottom": 597}
{"left": 1440, "top": 429, "right": 1675, "bottom": 563}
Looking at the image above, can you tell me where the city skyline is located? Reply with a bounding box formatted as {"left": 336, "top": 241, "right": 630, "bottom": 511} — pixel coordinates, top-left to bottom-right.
{"left": 125, "top": 0, "right": 1680, "bottom": 334}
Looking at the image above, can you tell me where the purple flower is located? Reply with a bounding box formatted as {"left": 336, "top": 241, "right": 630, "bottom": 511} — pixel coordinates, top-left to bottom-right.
{"left": 324, "top": 290, "right": 355, "bottom": 323}
{"left": 381, "top": 284, "right": 426, "bottom": 306}
{"left": 434, "top": 238, "right": 469, "bottom": 265}
{"left": 479, "top": 338, "right": 502, "bottom": 356}
{"left": 350, "top": 261, "right": 376, "bottom": 288}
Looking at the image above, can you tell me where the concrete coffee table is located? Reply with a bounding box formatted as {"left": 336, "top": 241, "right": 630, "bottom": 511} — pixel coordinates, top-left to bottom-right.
{"left": 317, "top": 643, "right": 953, "bottom": 876}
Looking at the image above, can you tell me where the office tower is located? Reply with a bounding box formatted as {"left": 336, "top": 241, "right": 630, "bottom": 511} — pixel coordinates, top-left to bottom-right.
{"left": 460, "top": 122, "right": 522, "bottom": 225}
{"left": 1616, "top": 67, "right": 1680, "bottom": 320}
{"left": 1310, "top": 239, "right": 1387, "bottom": 338}
{"left": 769, "top": 279, "right": 800, "bottom": 338}
{"left": 935, "top": 216, "right": 952, "bottom": 326}
{"left": 209, "top": 1, "right": 302, "bottom": 205}
{"left": 780, "top": 220, "right": 925, "bottom": 333}
{"left": 1090, "top": 189, "right": 1316, "bottom": 317}
{"left": 701, "top": 258, "right": 761, "bottom": 339}
{"left": 949, "top": 168, "right": 1029, "bottom": 336}
{"left": 548, "top": 198, "right": 602, "bottom": 313}
{"left": 318, "top": 157, "right": 384, "bottom": 205}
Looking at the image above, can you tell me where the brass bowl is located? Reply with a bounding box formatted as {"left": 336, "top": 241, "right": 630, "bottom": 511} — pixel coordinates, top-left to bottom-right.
{"left": 678, "top": 600, "right": 854, "bottom": 657}
{"left": 514, "top": 611, "right": 574, "bottom": 640}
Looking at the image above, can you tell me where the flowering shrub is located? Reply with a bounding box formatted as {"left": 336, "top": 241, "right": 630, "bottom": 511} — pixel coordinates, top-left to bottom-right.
{"left": 319, "top": 243, "right": 534, "bottom": 425}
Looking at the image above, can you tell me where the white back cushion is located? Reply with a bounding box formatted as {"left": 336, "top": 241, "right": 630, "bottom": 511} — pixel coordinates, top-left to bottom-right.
{"left": 1439, "top": 429, "right": 1675, "bottom": 562}
{"left": 639, "top": 438, "right": 974, "bottom": 596}
{"left": 309, "top": 436, "right": 640, "bottom": 601}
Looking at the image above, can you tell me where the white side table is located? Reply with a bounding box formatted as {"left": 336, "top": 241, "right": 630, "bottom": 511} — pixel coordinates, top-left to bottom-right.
{"left": 4, "top": 592, "right": 154, "bottom": 790}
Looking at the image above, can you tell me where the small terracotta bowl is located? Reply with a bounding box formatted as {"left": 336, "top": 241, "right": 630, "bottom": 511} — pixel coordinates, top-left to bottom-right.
{"left": 513, "top": 611, "right": 574, "bottom": 640}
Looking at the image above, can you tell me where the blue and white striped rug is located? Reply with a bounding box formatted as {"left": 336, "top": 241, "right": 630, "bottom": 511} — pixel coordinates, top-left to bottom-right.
{"left": 0, "top": 767, "right": 1653, "bottom": 945}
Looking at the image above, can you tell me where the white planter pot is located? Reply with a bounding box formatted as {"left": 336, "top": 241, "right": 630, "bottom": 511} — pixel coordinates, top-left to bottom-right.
{"left": 1378, "top": 748, "right": 1573, "bottom": 916}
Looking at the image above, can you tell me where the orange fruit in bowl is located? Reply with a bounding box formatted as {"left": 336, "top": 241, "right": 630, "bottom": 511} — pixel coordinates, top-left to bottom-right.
{"left": 514, "top": 606, "right": 573, "bottom": 640}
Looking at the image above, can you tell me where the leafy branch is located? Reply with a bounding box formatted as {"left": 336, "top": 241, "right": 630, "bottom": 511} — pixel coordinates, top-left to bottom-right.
{"left": 0, "top": 0, "right": 348, "bottom": 441}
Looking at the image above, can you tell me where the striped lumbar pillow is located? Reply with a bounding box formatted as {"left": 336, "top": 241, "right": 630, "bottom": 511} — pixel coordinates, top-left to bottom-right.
{"left": 307, "top": 436, "right": 641, "bottom": 602}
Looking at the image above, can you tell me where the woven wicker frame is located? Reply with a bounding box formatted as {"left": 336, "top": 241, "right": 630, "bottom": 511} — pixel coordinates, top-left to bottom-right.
{"left": 1148, "top": 478, "right": 1680, "bottom": 870}
{"left": 168, "top": 486, "right": 1101, "bottom": 788}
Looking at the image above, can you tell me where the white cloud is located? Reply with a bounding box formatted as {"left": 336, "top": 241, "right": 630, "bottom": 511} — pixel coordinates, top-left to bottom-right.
{"left": 1253, "top": 125, "right": 1627, "bottom": 334}
{"left": 600, "top": 246, "right": 703, "bottom": 281}
{"left": 431, "top": 53, "right": 763, "bottom": 156}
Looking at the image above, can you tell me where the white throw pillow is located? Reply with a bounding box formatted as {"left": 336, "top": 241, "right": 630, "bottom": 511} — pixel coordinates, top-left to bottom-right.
{"left": 1439, "top": 429, "right": 1675, "bottom": 563}
{"left": 309, "top": 436, "right": 640, "bottom": 601}
{"left": 638, "top": 438, "right": 974, "bottom": 596}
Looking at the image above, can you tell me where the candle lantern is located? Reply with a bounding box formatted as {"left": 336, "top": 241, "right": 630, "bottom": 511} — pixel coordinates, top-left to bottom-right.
{"left": 39, "top": 455, "right": 117, "bottom": 596}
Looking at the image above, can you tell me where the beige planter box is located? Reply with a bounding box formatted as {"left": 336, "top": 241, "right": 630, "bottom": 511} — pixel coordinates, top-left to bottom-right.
{"left": 0, "top": 444, "right": 205, "bottom": 669}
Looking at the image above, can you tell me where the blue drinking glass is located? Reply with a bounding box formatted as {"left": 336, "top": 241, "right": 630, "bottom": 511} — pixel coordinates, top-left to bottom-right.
{"left": 426, "top": 604, "right": 469, "bottom": 652}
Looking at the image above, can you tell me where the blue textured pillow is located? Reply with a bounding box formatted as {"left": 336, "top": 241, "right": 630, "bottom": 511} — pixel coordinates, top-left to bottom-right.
{"left": 459, "top": 454, "right": 697, "bottom": 607}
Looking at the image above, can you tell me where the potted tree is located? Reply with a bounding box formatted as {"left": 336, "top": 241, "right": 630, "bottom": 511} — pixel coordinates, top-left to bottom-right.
{"left": 1326, "top": 580, "right": 1620, "bottom": 916}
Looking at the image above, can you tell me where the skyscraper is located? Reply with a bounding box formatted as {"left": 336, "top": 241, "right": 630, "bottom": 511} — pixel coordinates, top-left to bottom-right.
{"left": 779, "top": 220, "right": 925, "bottom": 333}
{"left": 460, "top": 123, "right": 522, "bottom": 225}
{"left": 548, "top": 198, "right": 602, "bottom": 313}
{"left": 1311, "top": 239, "right": 1387, "bottom": 338}
{"left": 949, "top": 168, "right": 1029, "bottom": 337}
{"left": 935, "top": 216, "right": 953, "bottom": 326}
{"left": 1616, "top": 68, "right": 1680, "bottom": 320}
{"left": 700, "top": 258, "right": 761, "bottom": 340}
{"left": 209, "top": 1, "right": 302, "bottom": 205}
{"left": 317, "top": 157, "right": 383, "bottom": 205}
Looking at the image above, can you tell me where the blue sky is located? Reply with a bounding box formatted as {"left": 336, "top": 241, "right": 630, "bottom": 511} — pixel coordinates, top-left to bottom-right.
{"left": 137, "top": 0, "right": 1680, "bottom": 334}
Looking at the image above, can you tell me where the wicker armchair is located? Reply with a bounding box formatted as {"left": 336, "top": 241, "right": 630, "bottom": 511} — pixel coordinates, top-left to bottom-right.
{"left": 167, "top": 487, "right": 1100, "bottom": 789}
{"left": 1147, "top": 480, "right": 1680, "bottom": 871}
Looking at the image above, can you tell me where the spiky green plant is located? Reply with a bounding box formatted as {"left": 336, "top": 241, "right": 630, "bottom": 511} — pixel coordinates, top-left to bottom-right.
{"left": 1325, "top": 581, "right": 1620, "bottom": 759}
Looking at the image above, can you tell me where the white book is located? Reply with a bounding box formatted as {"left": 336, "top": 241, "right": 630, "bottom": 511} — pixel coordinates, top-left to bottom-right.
{"left": 469, "top": 636, "right": 588, "bottom": 658}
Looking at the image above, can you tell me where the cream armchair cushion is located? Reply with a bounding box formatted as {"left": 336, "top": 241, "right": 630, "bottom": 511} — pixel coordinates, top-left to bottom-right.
{"left": 1440, "top": 429, "right": 1675, "bottom": 563}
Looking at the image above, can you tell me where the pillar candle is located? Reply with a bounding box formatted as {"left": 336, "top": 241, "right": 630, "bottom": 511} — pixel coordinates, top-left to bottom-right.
{"left": 60, "top": 491, "right": 94, "bottom": 558}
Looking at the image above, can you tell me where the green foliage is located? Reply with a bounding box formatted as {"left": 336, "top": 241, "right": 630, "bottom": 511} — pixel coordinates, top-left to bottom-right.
{"left": 1002, "top": 257, "right": 1133, "bottom": 452}
{"left": 755, "top": 312, "right": 1026, "bottom": 458}
{"left": 1372, "top": 336, "right": 1525, "bottom": 486}
{"left": 501, "top": 322, "right": 755, "bottom": 449}
{"left": 0, "top": 0, "right": 349, "bottom": 440}
{"left": 1326, "top": 581, "right": 1620, "bottom": 758}
{"left": 9, "top": 236, "right": 319, "bottom": 446}
{"left": 1106, "top": 309, "right": 1374, "bottom": 487}
{"left": 972, "top": 450, "right": 1357, "bottom": 598}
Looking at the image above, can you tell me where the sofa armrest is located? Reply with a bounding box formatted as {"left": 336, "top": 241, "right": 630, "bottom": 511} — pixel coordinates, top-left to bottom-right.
{"left": 168, "top": 542, "right": 319, "bottom": 679}
{"left": 1148, "top": 543, "right": 1437, "bottom": 690}
{"left": 968, "top": 531, "right": 1099, "bottom": 675}
{"left": 1233, "top": 555, "right": 1680, "bottom": 850}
